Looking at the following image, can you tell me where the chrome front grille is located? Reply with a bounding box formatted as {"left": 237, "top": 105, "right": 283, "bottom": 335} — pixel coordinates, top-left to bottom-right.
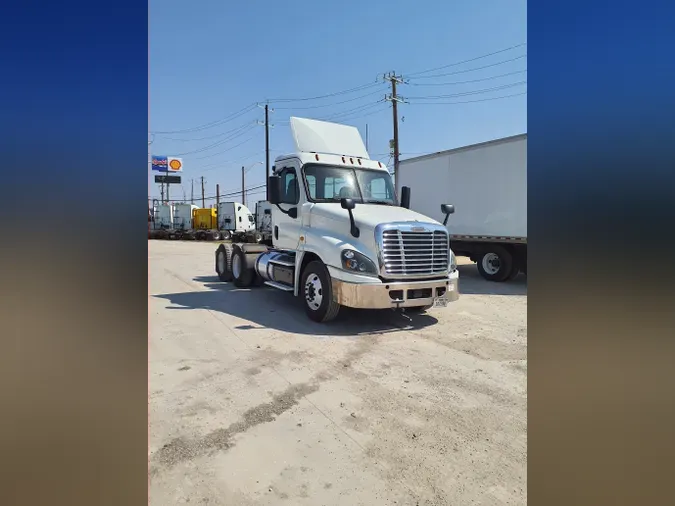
{"left": 379, "top": 227, "right": 449, "bottom": 277}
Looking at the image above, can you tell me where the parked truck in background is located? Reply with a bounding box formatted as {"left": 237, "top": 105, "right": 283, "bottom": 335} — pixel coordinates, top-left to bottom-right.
{"left": 397, "top": 134, "right": 526, "bottom": 282}
{"left": 217, "top": 202, "right": 257, "bottom": 242}
{"left": 215, "top": 117, "right": 460, "bottom": 323}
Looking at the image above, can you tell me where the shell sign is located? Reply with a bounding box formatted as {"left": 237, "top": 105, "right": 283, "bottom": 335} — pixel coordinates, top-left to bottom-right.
{"left": 151, "top": 155, "right": 184, "bottom": 172}
{"left": 168, "top": 157, "right": 183, "bottom": 172}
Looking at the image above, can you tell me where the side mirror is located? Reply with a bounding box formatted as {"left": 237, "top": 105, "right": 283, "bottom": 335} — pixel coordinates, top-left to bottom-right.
{"left": 340, "top": 198, "right": 356, "bottom": 210}
{"left": 340, "top": 198, "right": 360, "bottom": 237}
{"left": 400, "top": 186, "right": 411, "bottom": 209}
{"left": 268, "top": 175, "right": 281, "bottom": 205}
{"left": 440, "top": 203, "right": 455, "bottom": 226}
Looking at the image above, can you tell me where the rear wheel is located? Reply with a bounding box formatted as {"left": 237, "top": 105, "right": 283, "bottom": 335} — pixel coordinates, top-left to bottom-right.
{"left": 232, "top": 245, "right": 254, "bottom": 288}
{"left": 301, "top": 260, "right": 341, "bottom": 323}
{"left": 215, "top": 244, "right": 234, "bottom": 282}
{"left": 476, "top": 246, "right": 513, "bottom": 282}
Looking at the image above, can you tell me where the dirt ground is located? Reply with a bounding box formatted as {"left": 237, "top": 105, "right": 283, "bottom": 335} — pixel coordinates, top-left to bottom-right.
{"left": 149, "top": 240, "right": 527, "bottom": 505}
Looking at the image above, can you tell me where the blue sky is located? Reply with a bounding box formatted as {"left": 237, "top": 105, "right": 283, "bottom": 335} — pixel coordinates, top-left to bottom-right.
{"left": 149, "top": 0, "right": 527, "bottom": 207}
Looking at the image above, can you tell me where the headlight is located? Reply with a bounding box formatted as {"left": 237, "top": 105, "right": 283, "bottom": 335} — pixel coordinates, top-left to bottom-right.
{"left": 341, "top": 249, "right": 378, "bottom": 275}
{"left": 450, "top": 250, "right": 457, "bottom": 272}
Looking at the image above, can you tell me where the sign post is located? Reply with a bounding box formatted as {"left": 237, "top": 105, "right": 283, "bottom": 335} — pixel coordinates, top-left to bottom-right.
{"left": 152, "top": 155, "right": 184, "bottom": 203}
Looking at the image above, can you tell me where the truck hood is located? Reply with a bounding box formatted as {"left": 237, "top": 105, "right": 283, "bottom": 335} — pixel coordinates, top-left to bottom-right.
{"left": 310, "top": 203, "right": 443, "bottom": 230}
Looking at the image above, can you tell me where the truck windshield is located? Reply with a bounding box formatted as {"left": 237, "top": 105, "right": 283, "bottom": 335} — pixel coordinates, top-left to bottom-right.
{"left": 303, "top": 164, "right": 397, "bottom": 205}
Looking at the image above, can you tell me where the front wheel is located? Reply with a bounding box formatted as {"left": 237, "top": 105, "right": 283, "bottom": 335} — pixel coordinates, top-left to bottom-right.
{"left": 301, "top": 260, "right": 341, "bottom": 323}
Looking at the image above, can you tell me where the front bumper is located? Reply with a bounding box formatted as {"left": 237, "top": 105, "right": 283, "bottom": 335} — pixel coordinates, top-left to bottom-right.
{"left": 330, "top": 270, "right": 459, "bottom": 309}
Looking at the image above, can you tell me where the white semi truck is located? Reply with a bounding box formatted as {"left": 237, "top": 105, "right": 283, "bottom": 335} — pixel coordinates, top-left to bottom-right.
{"left": 397, "top": 134, "right": 527, "bottom": 282}
{"left": 217, "top": 202, "right": 257, "bottom": 242}
{"left": 214, "top": 117, "right": 460, "bottom": 323}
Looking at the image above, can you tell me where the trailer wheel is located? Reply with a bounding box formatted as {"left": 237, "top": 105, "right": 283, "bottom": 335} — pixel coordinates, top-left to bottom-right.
{"left": 231, "top": 245, "right": 254, "bottom": 288}
{"left": 301, "top": 260, "right": 341, "bottom": 323}
{"left": 215, "top": 244, "right": 234, "bottom": 282}
{"left": 221, "top": 230, "right": 232, "bottom": 241}
{"left": 476, "top": 246, "right": 513, "bottom": 282}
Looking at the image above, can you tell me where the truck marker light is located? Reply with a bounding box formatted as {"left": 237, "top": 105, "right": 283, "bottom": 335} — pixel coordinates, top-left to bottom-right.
{"left": 350, "top": 158, "right": 354, "bottom": 164}
{"left": 357, "top": 158, "right": 362, "bottom": 165}
{"left": 378, "top": 161, "right": 382, "bottom": 168}
{"left": 315, "top": 154, "right": 320, "bottom": 161}
{"left": 342, "top": 156, "right": 346, "bottom": 163}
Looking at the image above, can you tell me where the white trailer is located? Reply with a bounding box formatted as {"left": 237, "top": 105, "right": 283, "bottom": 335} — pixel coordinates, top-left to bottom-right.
{"left": 173, "top": 203, "right": 198, "bottom": 231}
{"left": 397, "top": 134, "right": 527, "bottom": 282}
{"left": 214, "top": 117, "right": 460, "bottom": 323}
{"left": 155, "top": 203, "right": 174, "bottom": 230}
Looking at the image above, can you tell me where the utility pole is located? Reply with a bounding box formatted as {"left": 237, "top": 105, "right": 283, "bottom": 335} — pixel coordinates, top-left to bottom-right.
{"left": 200, "top": 176, "right": 205, "bottom": 208}
{"left": 365, "top": 123, "right": 369, "bottom": 151}
{"left": 265, "top": 103, "right": 270, "bottom": 200}
{"left": 241, "top": 166, "right": 246, "bottom": 206}
{"left": 160, "top": 184, "right": 164, "bottom": 204}
{"left": 191, "top": 179, "right": 194, "bottom": 204}
{"left": 384, "top": 72, "right": 405, "bottom": 195}
{"left": 216, "top": 184, "right": 220, "bottom": 208}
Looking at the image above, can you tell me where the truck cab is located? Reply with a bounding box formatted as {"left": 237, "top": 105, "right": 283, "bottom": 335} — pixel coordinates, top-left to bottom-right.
{"left": 215, "top": 117, "right": 459, "bottom": 322}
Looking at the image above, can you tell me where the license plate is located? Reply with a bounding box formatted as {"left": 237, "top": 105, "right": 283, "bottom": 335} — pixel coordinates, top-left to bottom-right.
{"left": 433, "top": 295, "right": 449, "bottom": 308}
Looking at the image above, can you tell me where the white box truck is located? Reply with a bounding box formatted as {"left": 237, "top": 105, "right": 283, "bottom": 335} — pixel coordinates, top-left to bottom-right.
{"left": 397, "top": 134, "right": 526, "bottom": 282}
{"left": 214, "top": 117, "right": 460, "bottom": 323}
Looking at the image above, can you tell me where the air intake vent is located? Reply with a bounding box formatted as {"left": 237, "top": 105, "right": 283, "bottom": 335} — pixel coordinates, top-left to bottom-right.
{"left": 380, "top": 229, "right": 449, "bottom": 276}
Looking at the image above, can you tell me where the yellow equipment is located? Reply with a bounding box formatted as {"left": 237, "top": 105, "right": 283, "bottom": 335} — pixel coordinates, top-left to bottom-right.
{"left": 193, "top": 208, "right": 217, "bottom": 230}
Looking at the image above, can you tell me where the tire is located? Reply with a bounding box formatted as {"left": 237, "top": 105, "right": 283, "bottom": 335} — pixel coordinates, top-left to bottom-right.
{"left": 254, "top": 232, "right": 264, "bottom": 243}
{"left": 231, "top": 245, "right": 254, "bottom": 288}
{"left": 221, "top": 230, "right": 232, "bottom": 241}
{"left": 476, "top": 246, "right": 513, "bottom": 282}
{"left": 215, "top": 244, "right": 234, "bottom": 282}
{"left": 300, "top": 260, "right": 341, "bottom": 323}
{"left": 507, "top": 266, "right": 520, "bottom": 281}
{"left": 406, "top": 304, "right": 433, "bottom": 313}
{"left": 195, "top": 231, "right": 205, "bottom": 241}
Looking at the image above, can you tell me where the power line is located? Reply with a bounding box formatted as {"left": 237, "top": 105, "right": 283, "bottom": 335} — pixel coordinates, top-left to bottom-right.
{"left": 405, "top": 43, "right": 527, "bottom": 78}
{"left": 156, "top": 183, "right": 267, "bottom": 203}
{"left": 407, "top": 92, "right": 527, "bottom": 105}
{"left": 172, "top": 125, "right": 257, "bottom": 156}
{"left": 190, "top": 136, "right": 256, "bottom": 161}
{"left": 156, "top": 121, "right": 256, "bottom": 142}
{"left": 408, "top": 55, "right": 527, "bottom": 80}
{"left": 267, "top": 81, "right": 381, "bottom": 102}
{"left": 409, "top": 70, "right": 527, "bottom": 87}
{"left": 151, "top": 103, "right": 257, "bottom": 134}
{"left": 276, "top": 100, "right": 387, "bottom": 125}
{"left": 407, "top": 81, "right": 527, "bottom": 100}
{"left": 272, "top": 87, "right": 388, "bottom": 110}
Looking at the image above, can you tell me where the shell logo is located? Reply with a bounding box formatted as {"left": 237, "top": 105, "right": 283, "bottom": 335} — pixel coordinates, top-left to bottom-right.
{"left": 169, "top": 159, "right": 182, "bottom": 171}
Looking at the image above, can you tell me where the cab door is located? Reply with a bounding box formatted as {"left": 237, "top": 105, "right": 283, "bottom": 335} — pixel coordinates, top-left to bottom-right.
{"left": 273, "top": 163, "right": 303, "bottom": 250}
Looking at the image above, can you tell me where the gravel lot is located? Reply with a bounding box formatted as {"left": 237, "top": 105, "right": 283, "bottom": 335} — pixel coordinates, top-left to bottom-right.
{"left": 149, "top": 240, "right": 527, "bottom": 505}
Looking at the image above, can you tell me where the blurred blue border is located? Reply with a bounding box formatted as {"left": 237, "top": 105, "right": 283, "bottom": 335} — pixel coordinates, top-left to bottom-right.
{"left": 2, "top": 0, "right": 148, "bottom": 216}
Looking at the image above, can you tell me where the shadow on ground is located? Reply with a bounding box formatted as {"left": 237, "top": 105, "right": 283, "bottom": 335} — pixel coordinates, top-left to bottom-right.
{"left": 456, "top": 264, "right": 527, "bottom": 296}
{"left": 154, "top": 276, "right": 439, "bottom": 336}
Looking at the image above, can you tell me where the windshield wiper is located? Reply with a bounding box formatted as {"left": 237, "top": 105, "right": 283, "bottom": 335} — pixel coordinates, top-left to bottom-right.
{"left": 365, "top": 200, "right": 394, "bottom": 206}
